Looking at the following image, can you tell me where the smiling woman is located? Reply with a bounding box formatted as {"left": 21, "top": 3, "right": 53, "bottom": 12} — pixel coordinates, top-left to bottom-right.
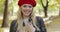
{"left": 10, "top": 0, "right": 46, "bottom": 32}
{"left": 20, "top": 4, "right": 33, "bottom": 17}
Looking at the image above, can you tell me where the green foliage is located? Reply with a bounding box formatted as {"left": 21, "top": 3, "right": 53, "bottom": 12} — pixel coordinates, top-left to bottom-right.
{"left": 0, "top": 0, "right": 5, "bottom": 14}
{"left": 36, "top": 0, "right": 40, "bottom": 4}
{"left": 0, "top": 0, "right": 59, "bottom": 15}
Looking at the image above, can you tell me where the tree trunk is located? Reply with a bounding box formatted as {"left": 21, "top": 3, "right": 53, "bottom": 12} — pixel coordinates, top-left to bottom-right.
{"left": 44, "top": 7, "right": 48, "bottom": 17}
{"left": 59, "top": 9, "right": 60, "bottom": 16}
{"left": 40, "top": 0, "right": 49, "bottom": 17}
{"left": 2, "top": 0, "right": 9, "bottom": 27}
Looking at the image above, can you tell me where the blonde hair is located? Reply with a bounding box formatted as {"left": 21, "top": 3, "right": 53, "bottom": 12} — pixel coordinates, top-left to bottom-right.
{"left": 16, "top": 7, "right": 39, "bottom": 32}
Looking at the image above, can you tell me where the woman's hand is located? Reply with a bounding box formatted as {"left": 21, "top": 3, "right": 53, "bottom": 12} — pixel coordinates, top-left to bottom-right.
{"left": 26, "top": 22, "right": 35, "bottom": 32}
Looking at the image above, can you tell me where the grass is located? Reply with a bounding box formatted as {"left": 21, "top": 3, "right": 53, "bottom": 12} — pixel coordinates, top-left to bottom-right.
{"left": 47, "top": 16, "right": 60, "bottom": 32}
{"left": 0, "top": 28, "right": 4, "bottom": 32}
{"left": 0, "top": 19, "right": 12, "bottom": 32}
{"left": 0, "top": 19, "right": 2, "bottom": 26}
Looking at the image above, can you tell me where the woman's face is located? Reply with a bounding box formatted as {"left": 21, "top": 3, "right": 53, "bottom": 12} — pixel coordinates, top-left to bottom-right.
{"left": 21, "top": 4, "right": 33, "bottom": 17}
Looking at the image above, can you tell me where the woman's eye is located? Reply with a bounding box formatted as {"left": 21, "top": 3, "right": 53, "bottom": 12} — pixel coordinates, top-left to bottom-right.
{"left": 29, "top": 6, "right": 32, "bottom": 8}
{"left": 23, "top": 5, "right": 32, "bottom": 8}
{"left": 23, "top": 6, "right": 27, "bottom": 7}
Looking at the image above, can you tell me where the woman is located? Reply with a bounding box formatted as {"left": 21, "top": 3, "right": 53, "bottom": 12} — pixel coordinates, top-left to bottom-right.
{"left": 10, "top": 0, "right": 46, "bottom": 32}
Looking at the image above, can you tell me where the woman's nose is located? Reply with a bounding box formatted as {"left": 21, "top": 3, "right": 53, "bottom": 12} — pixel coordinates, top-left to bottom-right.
{"left": 26, "top": 7, "right": 30, "bottom": 10}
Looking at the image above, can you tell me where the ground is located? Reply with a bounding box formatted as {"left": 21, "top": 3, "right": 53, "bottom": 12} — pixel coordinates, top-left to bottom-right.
{"left": 0, "top": 16, "right": 60, "bottom": 32}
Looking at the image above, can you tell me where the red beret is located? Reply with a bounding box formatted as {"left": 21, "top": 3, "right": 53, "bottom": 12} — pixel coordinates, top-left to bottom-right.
{"left": 18, "top": 0, "right": 36, "bottom": 7}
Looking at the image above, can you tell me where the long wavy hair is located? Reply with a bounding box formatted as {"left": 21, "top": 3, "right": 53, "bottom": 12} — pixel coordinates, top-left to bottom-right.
{"left": 16, "top": 7, "right": 39, "bottom": 32}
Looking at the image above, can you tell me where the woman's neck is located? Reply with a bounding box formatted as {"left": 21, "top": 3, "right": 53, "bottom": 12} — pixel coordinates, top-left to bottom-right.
{"left": 23, "top": 16, "right": 29, "bottom": 19}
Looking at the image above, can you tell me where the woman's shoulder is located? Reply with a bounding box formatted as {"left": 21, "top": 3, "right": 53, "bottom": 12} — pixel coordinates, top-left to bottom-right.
{"left": 10, "top": 20, "right": 18, "bottom": 32}
{"left": 11, "top": 20, "right": 17, "bottom": 24}
{"left": 10, "top": 20, "right": 17, "bottom": 27}
{"left": 36, "top": 16, "right": 43, "bottom": 21}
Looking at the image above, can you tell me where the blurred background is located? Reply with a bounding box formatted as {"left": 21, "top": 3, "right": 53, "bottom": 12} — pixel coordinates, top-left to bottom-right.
{"left": 0, "top": 0, "right": 60, "bottom": 32}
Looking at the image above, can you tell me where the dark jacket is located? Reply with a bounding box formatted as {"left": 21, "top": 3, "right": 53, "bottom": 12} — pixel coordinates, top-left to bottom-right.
{"left": 10, "top": 17, "right": 46, "bottom": 32}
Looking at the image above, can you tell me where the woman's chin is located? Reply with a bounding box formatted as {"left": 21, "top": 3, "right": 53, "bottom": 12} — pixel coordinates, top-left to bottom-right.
{"left": 24, "top": 14, "right": 30, "bottom": 17}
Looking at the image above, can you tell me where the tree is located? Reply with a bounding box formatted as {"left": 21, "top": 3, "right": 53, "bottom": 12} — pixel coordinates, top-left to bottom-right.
{"left": 40, "top": 0, "right": 49, "bottom": 17}
{"left": 2, "top": 0, "right": 9, "bottom": 27}
{"left": 56, "top": 0, "right": 60, "bottom": 16}
{"left": 58, "top": 0, "right": 60, "bottom": 16}
{"left": 9, "top": 0, "right": 18, "bottom": 16}
{"left": 59, "top": 10, "right": 60, "bottom": 16}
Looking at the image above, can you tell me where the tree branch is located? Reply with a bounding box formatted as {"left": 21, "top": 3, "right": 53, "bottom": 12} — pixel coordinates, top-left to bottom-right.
{"left": 46, "top": 0, "right": 49, "bottom": 8}
{"left": 40, "top": 0, "right": 45, "bottom": 7}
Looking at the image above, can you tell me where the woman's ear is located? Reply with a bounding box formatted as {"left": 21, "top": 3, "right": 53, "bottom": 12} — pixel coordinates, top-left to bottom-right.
{"left": 19, "top": 7, "right": 21, "bottom": 9}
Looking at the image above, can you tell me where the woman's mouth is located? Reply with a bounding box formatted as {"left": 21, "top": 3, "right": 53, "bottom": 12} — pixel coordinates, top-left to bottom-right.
{"left": 24, "top": 10, "right": 30, "bottom": 14}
